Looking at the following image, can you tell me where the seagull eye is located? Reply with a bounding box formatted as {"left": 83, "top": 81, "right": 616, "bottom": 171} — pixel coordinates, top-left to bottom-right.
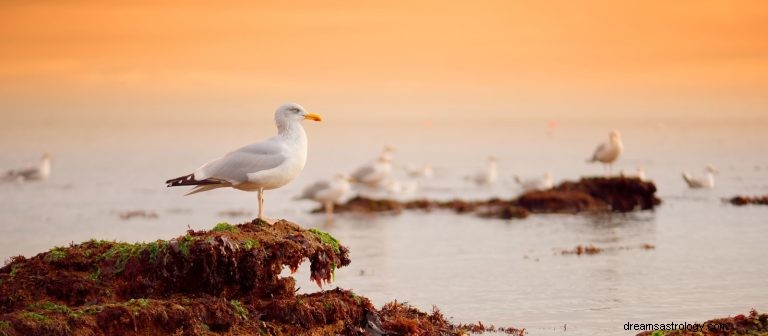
{"left": 291, "top": 108, "right": 300, "bottom": 113}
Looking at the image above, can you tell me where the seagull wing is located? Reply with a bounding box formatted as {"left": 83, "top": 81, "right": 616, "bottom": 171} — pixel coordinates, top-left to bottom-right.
{"left": 589, "top": 143, "right": 607, "bottom": 162}
{"left": 298, "top": 180, "right": 331, "bottom": 199}
{"left": 351, "top": 164, "right": 376, "bottom": 182}
{"left": 195, "top": 141, "right": 286, "bottom": 184}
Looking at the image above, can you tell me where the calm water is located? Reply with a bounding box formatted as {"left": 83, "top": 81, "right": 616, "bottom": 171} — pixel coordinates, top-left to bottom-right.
{"left": 1, "top": 118, "right": 767, "bottom": 335}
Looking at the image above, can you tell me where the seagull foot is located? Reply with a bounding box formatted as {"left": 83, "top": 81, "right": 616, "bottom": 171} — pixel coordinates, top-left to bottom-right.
{"left": 252, "top": 217, "right": 277, "bottom": 226}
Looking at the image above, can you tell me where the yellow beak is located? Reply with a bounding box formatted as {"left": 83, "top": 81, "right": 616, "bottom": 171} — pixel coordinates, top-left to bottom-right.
{"left": 304, "top": 113, "right": 323, "bottom": 122}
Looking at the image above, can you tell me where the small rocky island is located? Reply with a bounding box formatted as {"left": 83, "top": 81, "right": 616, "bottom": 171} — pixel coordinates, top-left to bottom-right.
{"left": 0, "top": 220, "right": 523, "bottom": 335}
{"left": 323, "top": 177, "right": 661, "bottom": 219}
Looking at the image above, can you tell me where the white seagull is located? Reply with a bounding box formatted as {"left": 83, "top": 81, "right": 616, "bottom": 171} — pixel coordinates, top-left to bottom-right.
{"left": 682, "top": 166, "right": 718, "bottom": 189}
{"left": 405, "top": 164, "right": 434, "bottom": 179}
{"left": 468, "top": 156, "right": 498, "bottom": 186}
{"left": 296, "top": 173, "right": 351, "bottom": 220}
{"left": 587, "top": 130, "right": 623, "bottom": 175}
{"left": 515, "top": 172, "right": 554, "bottom": 192}
{"left": 350, "top": 147, "right": 395, "bottom": 187}
{"left": 3, "top": 153, "right": 52, "bottom": 182}
{"left": 166, "top": 103, "right": 322, "bottom": 220}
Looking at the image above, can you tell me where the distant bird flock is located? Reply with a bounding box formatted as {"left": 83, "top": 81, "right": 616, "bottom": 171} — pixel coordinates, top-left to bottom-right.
{"left": 2, "top": 106, "right": 721, "bottom": 221}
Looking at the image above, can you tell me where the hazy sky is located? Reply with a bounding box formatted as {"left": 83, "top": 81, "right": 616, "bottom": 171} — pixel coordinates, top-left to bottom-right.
{"left": 1, "top": 0, "right": 767, "bottom": 126}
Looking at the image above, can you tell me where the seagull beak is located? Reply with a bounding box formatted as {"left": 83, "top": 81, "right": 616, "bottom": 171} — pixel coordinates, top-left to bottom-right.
{"left": 304, "top": 113, "right": 323, "bottom": 122}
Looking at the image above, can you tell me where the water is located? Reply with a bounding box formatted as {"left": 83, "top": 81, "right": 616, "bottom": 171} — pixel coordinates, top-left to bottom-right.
{"left": 1, "top": 118, "right": 767, "bottom": 335}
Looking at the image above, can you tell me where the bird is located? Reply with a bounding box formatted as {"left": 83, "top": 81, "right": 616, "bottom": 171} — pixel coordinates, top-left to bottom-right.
{"left": 350, "top": 147, "right": 395, "bottom": 187}
{"left": 468, "top": 156, "right": 498, "bottom": 186}
{"left": 515, "top": 172, "right": 554, "bottom": 192}
{"left": 587, "top": 130, "right": 623, "bottom": 175}
{"left": 296, "top": 173, "right": 351, "bottom": 220}
{"left": 404, "top": 164, "right": 434, "bottom": 179}
{"left": 3, "top": 153, "right": 51, "bottom": 182}
{"left": 682, "top": 166, "right": 718, "bottom": 189}
{"left": 165, "top": 103, "right": 322, "bottom": 220}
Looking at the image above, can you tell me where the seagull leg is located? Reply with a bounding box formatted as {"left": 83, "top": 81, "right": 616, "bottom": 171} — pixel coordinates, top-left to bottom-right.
{"left": 325, "top": 201, "right": 334, "bottom": 221}
{"left": 257, "top": 188, "right": 264, "bottom": 219}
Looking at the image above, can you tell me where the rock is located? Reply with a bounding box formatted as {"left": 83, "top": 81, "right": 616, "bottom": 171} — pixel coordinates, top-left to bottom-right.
{"left": 728, "top": 195, "right": 768, "bottom": 206}
{"left": 327, "top": 177, "right": 661, "bottom": 218}
{"left": 635, "top": 310, "right": 767, "bottom": 335}
{"left": 0, "top": 219, "right": 518, "bottom": 335}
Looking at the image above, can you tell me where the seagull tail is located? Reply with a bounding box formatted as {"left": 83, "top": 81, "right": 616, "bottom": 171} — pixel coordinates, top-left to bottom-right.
{"left": 681, "top": 173, "right": 693, "bottom": 187}
{"left": 166, "top": 173, "right": 220, "bottom": 187}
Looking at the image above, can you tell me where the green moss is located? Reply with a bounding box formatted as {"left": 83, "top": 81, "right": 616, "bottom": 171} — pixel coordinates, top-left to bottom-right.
{"left": 29, "top": 301, "right": 71, "bottom": 315}
{"left": 8, "top": 264, "right": 20, "bottom": 278}
{"left": 127, "top": 298, "right": 149, "bottom": 315}
{"left": 44, "top": 247, "right": 67, "bottom": 263}
{"left": 0, "top": 321, "right": 10, "bottom": 333}
{"left": 212, "top": 222, "right": 239, "bottom": 233}
{"left": 102, "top": 242, "right": 140, "bottom": 274}
{"left": 178, "top": 234, "right": 195, "bottom": 256}
{"left": 242, "top": 239, "right": 259, "bottom": 250}
{"left": 229, "top": 300, "right": 248, "bottom": 321}
{"left": 145, "top": 241, "right": 168, "bottom": 262}
{"left": 88, "top": 267, "right": 101, "bottom": 281}
{"left": 21, "top": 311, "right": 48, "bottom": 322}
{"left": 308, "top": 228, "right": 341, "bottom": 254}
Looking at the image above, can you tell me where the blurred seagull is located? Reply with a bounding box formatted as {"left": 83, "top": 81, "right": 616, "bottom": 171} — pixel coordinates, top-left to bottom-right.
{"left": 351, "top": 147, "right": 395, "bottom": 187}
{"left": 297, "top": 173, "right": 351, "bottom": 220}
{"left": 682, "top": 166, "right": 718, "bottom": 189}
{"left": 165, "top": 103, "right": 322, "bottom": 220}
{"left": 515, "top": 172, "right": 554, "bottom": 192}
{"left": 405, "top": 164, "right": 434, "bottom": 179}
{"left": 468, "top": 156, "right": 498, "bottom": 186}
{"left": 3, "top": 153, "right": 52, "bottom": 182}
{"left": 587, "top": 130, "right": 623, "bottom": 175}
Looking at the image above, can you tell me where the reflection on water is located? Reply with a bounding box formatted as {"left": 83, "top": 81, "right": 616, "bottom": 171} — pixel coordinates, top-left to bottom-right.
{"left": 1, "top": 121, "right": 767, "bottom": 335}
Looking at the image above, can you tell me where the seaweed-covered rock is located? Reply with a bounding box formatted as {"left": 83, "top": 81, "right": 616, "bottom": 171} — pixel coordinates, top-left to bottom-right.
{"left": 552, "top": 177, "right": 660, "bottom": 212}
{"left": 728, "top": 195, "right": 768, "bottom": 206}
{"left": 636, "top": 310, "right": 767, "bottom": 336}
{"left": 327, "top": 177, "right": 660, "bottom": 218}
{"left": 0, "top": 219, "right": 518, "bottom": 335}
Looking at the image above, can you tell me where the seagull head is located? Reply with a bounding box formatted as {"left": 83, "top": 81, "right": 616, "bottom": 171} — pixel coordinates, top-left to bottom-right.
{"left": 609, "top": 130, "right": 621, "bottom": 142}
{"left": 275, "top": 103, "right": 322, "bottom": 125}
{"left": 705, "top": 165, "right": 719, "bottom": 174}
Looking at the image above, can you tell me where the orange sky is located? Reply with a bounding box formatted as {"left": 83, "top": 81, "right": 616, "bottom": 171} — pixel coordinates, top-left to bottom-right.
{"left": 1, "top": 0, "right": 767, "bottom": 125}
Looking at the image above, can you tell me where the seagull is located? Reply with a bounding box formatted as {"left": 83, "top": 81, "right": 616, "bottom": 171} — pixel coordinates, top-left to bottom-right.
{"left": 165, "top": 103, "right": 322, "bottom": 220}
{"left": 405, "top": 164, "right": 433, "bottom": 179}
{"left": 468, "top": 156, "right": 498, "bottom": 186}
{"left": 587, "top": 130, "right": 623, "bottom": 175}
{"left": 296, "top": 173, "right": 351, "bottom": 220}
{"left": 515, "top": 172, "right": 554, "bottom": 192}
{"left": 682, "top": 165, "right": 718, "bottom": 189}
{"left": 3, "top": 153, "right": 51, "bottom": 182}
{"left": 350, "top": 147, "right": 395, "bottom": 187}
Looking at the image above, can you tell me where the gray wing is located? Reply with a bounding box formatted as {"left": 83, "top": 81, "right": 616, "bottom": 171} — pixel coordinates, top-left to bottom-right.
{"left": 194, "top": 141, "right": 286, "bottom": 184}
{"left": 299, "top": 180, "right": 331, "bottom": 199}
{"left": 351, "top": 164, "right": 375, "bottom": 181}
{"left": 590, "top": 143, "right": 607, "bottom": 160}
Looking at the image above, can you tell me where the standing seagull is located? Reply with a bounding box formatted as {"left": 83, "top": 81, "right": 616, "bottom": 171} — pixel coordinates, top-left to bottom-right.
{"left": 296, "top": 173, "right": 351, "bottom": 220}
{"left": 515, "top": 172, "right": 554, "bottom": 192}
{"left": 165, "top": 103, "right": 322, "bottom": 220}
{"left": 468, "top": 156, "right": 498, "bottom": 186}
{"left": 350, "top": 147, "right": 395, "bottom": 187}
{"left": 682, "top": 166, "right": 718, "bottom": 189}
{"left": 3, "top": 153, "right": 52, "bottom": 182}
{"left": 587, "top": 130, "right": 623, "bottom": 175}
